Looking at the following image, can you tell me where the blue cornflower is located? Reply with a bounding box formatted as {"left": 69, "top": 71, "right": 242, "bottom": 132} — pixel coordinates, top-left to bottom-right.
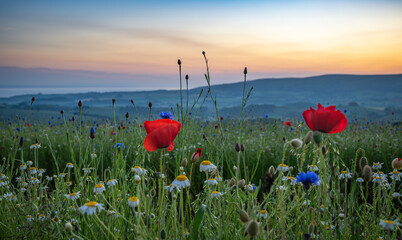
{"left": 16, "top": 128, "right": 20, "bottom": 131}
{"left": 265, "top": 114, "right": 269, "bottom": 118}
{"left": 90, "top": 128, "right": 96, "bottom": 134}
{"left": 343, "top": 110, "right": 347, "bottom": 113}
{"left": 160, "top": 111, "right": 173, "bottom": 119}
{"left": 114, "top": 143, "right": 125, "bottom": 150}
{"left": 296, "top": 171, "right": 320, "bottom": 190}
{"left": 48, "top": 121, "right": 51, "bottom": 125}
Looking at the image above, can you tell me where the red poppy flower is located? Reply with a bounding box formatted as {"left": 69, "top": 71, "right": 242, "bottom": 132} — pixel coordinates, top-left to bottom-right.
{"left": 302, "top": 103, "right": 347, "bottom": 134}
{"left": 191, "top": 148, "right": 202, "bottom": 162}
{"left": 285, "top": 121, "right": 293, "bottom": 127}
{"left": 143, "top": 119, "right": 181, "bottom": 152}
{"left": 220, "top": 117, "right": 224, "bottom": 121}
{"left": 110, "top": 130, "right": 115, "bottom": 135}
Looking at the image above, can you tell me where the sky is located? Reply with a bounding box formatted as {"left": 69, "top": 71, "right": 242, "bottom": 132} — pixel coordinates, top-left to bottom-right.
{"left": 0, "top": 0, "right": 401, "bottom": 96}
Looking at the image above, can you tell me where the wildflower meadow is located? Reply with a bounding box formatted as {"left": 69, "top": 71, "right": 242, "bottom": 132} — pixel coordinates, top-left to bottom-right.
{"left": 0, "top": 54, "right": 401, "bottom": 240}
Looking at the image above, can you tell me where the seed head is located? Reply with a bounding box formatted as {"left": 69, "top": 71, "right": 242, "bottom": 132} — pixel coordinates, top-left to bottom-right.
{"left": 304, "top": 131, "right": 313, "bottom": 145}
{"left": 235, "top": 143, "right": 241, "bottom": 152}
{"left": 362, "top": 165, "right": 373, "bottom": 182}
{"left": 246, "top": 220, "right": 260, "bottom": 237}
{"left": 65, "top": 222, "right": 73, "bottom": 232}
{"left": 313, "top": 131, "right": 322, "bottom": 145}
{"left": 239, "top": 210, "right": 250, "bottom": 223}
{"left": 238, "top": 179, "right": 246, "bottom": 188}
{"left": 31, "top": 97, "right": 35, "bottom": 103}
{"left": 392, "top": 158, "right": 402, "bottom": 170}
{"left": 185, "top": 74, "right": 189, "bottom": 80}
{"left": 181, "top": 158, "right": 188, "bottom": 168}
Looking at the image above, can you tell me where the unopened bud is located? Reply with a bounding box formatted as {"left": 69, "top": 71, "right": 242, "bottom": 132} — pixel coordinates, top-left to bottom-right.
{"left": 392, "top": 158, "right": 402, "bottom": 170}
{"left": 131, "top": 99, "right": 134, "bottom": 104}
{"left": 269, "top": 166, "right": 275, "bottom": 176}
{"left": 235, "top": 143, "right": 240, "bottom": 152}
{"left": 177, "top": 59, "right": 181, "bottom": 65}
{"left": 185, "top": 74, "right": 189, "bottom": 80}
{"left": 78, "top": 100, "right": 82, "bottom": 107}
{"left": 148, "top": 102, "right": 152, "bottom": 108}
{"left": 246, "top": 220, "right": 260, "bottom": 237}
{"left": 112, "top": 99, "right": 115, "bottom": 104}
{"left": 322, "top": 146, "right": 327, "bottom": 156}
{"left": 161, "top": 229, "right": 166, "bottom": 239}
{"left": 31, "top": 97, "right": 35, "bottom": 103}
{"left": 229, "top": 178, "right": 236, "bottom": 187}
{"left": 243, "top": 67, "right": 247, "bottom": 75}
{"left": 362, "top": 165, "right": 373, "bottom": 182}
{"left": 290, "top": 139, "right": 303, "bottom": 149}
{"left": 304, "top": 131, "right": 313, "bottom": 145}
{"left": 313, "top": 131, "right": 322, "bottom": 145}
{"left": 181, "top": 158, "right": 188, "bottom": 167}
{"left": 233, "top": 165, "right": 238, "bottom": 172}
{"left": 60, "top": 110, "right": 64, "bottom": 115}
{"left": 239, "top": 210, "right": 249, "bottom": 223}
{"left": 125, "top": 112, "right": 129, "bottom": 119}
{"left": 19, "top": 137, "right": 23, "bottom": 147}
{"left": 241, "top": 144, "right": 245, "bottom": 152}
{"left": 238, "top": 179, "right": 246, "bottom": 188}
{"left": 65, "top": 222, "right": 73, "bottom": 232}
{"left": 134, "top": 175, "right": 141, "bottom": 183}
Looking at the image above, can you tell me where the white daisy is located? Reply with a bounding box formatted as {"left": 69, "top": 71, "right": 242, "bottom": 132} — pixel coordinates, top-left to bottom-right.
{"left": 172, "top": 175, "right": 190, "bottom": 189}
{"left": 392, "top": 192, "right": 400, "bottom": 198}
{"left": 0, "top": 181, "right": 8, "bottom": 187}
{"left": 372, "top": 162, "right": 383, "bottom": 170}
{"left": 282, "top": 176, "right": 296, "bottom": 185}
{"left": 128, "top": 196, "right": 140, "bottom": 208}
{"left": 27, "top": 215, "right": 34, "bottom": 222}
{"left": 30, "top": 143, "right": 41, "bottom": 149}
{"left": 356, "top": 177, "right": 364, "bottom": 183}
{"left": 216, "top": 176, "right": 223, "bottom": 182}
{"left": 27, "top": 161, "right": 33, "bottom": 166}
{"left": 106, "top": 179, "right": 118, "bottom": 187}
{"left": 90, "top": 153, "right": 97, "bottom": 158}
{"left": 38, "top": 168, "right": 46, "bottom": 174}
{"left": 389, "top": 170, "right": 401, "bottom": 181}
{"left": 200, "top": 160, "right": 217, "bottom": 173}
{"left": 66, "top": 163, "right": 73, "bottom": 169}
{"left": 79, "top": 201, "right": 104, "bottom": 215}
{"left": 379, "top": 219, "right": 401, "bottom": 231}
{"left": 66, "top": 181, "right": 72, "bottom": 186}
{"left": 204, "top": 178, "right": 218, "bottom": 185}
{"left": 29, "top": 167, "right": 37, "bottom": 175}
{"left": 257, "top": 210, "right": 268, "bottom": 219}
{"left": 93, "top": 183, "right": 106, "bottom": 194}
{"left": 373, "top": 171, "right": 387, "bottom": 178}
{"left": 321, "top": 221, "right": 335, "bottom": 229}
{"left": 38, "top": 214, "right": 46, "bottom": 221}
{"left": 30, "top": 178, "right": 40, "bottom": 184}
{"left": 277, "top": 164, "right": 289, "bottom": 172}
{"left": 108, "top": 210, "right": 119, "bottom": 218}
{"left": 3, "top": 192, "right": 17, "bottom": 201}
{"left": 65, "top": 191, "right": 80, "bottom": 200}
{"left": 0, "top": 174, "right": 7, "bottom": 179}
{"left": 46, "top": 176, "right": 53, "bottom": 181}
{"left": 20, "top": 165, "right": 27, "bottom": 170}
{"left": 82, "top": 168, "right": 92, "bottom": 173}
{"left": 339, "top": 171, "right": 352, "bottom": 180}
{"left": 59, "top": 173, "right": 67, "bottom": 178}
{"left": 308, "top": 165, "right": 319, "bottom": 171}
{"left": 210, "top": 191, "right": 222, "bottom": 198}
{"left": 131, "top": 166, "right": 143, "bottom": 175}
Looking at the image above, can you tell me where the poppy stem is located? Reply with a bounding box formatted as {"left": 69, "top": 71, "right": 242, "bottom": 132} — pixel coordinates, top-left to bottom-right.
{"left": 158, "top": 148, "right": 164, "bottom": 233}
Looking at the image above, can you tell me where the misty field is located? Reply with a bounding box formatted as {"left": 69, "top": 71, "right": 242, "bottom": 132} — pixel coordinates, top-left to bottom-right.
{"left": 0, "top": 57, "right": 401, "bottom": 240}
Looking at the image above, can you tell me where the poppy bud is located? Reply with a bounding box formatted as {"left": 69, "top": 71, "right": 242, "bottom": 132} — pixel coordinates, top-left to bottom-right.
{"left": 290, "top": 139, "right": 303, "bottom": 149}
{"left": 112, "top": 99, "right": 115, "bottom": 104}
{"left": 353, "top": 172, "right": 359, "bottom": 179}
{"left": 359, "top": 157, "right": 368, "bottom": 170}
{"left": 185, "top": 74, "right": 189, "bottom": 80}
{"left": 239, "top": 210, "right": 249, "bottom": 223}
{"left": 238, "top": 179, "right": 245, "bottom": 188}
{"left": 65, "top": 222, "right": 73, "bottom": 232}
{"left": 31, "top": 97, "right": 35, "bottom": 103}
{"left": 177, "top": 59, "right": 181, "bottom": 65}
{"left": 72, "top": 116, "right": 75, "bottom": 122}
{"left": 322, "top": 145, "right": 327, "bottom": 156}
{"left": 229, "top": 178, "right": 236, "bottom": 187}
{"left": 246, "top": 220, "right": 260, "bottom": 237}
{"left": 125, "top": 112, "right": 129, "bottom": 119}
{"left": 78, "top": 100, "right": 82, "bottom": 108}
{"left": 235, "top": 143, "right": 241, "bottom": 152}
{"left": 35, "top": 138, "right": 39, "bottom": 144}
{"left": 269, "top": 166, "right": 275, "bottom": 176}
{"left": 90, "top": 132, "right": 95, "bottom": 139}
{"left": 313, "top": 131, "right": 322, "bottom": 145}
{"left": 60, "top": 110, "right": 64, "bottom": 115}
{"left": 233, "top": 165, "right": 238, "bottom": 172}
{"left": 304, "top": 131, "right": 313, "bottom": 145}
{"left": 362, "top": 165, "right": 372, "bottom": 182}
{"left": 243, "top": 67, "right": 247, "bottom": 75}
{"left": 19, "top": 137, "right": 23, "bottom": 147}
{"left": 148, "top": 102, "right": 152, "bottom": 108}
{"left": 181, "top": 158, "right": 188, "bottom": 167}
{"left": 161, "top": 229, "right": 166, "bottom": 239}
{"left": 202, "top": 51, "right": 205, "bottom": 56}
{"left": 130, "top": 99, "right": 134, "bottom": 104}
{"left": 392, "top": 158, "right": 402, "bottom": 170}
{"left": 241, "top": 144, "right": 245, "bottom": 152}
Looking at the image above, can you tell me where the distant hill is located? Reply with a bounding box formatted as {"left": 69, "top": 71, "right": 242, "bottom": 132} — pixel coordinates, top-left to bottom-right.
{"left": 0, "top": 74, "right": 401, "bottom": 121}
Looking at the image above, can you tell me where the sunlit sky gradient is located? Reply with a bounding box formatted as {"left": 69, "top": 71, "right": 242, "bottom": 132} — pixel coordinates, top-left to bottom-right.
{"left": 0, "top": 0, "right": 401, "bottom": 95}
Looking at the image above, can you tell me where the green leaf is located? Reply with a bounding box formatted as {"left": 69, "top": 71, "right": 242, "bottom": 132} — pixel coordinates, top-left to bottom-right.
{"left": 192, "top": 205, "right": 206, "bottom": 240}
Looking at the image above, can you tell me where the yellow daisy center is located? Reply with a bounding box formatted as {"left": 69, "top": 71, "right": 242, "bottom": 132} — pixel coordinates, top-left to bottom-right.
{"left": 134, "top": 166, "right": 141, "bottom": 168}
{"left": 378, "top": 171, "right": 384, "bottom": 174}
{"left": 279, "top": 164, "right": 287, "bottom": 167}
{"left": 86, "top": 201, "right": 98, "bottom": 207}
{"left": 287, "top": 177, "right": 295, "bottom": 180}
{"left": 67, "top": 163, "right": 72, "bottom": 165}
{"left": 29, "top": 167, "right": 36, "bottom": 170}
{"left": 129, "top": 196, "right": 138, "bottom": 202}
{"left": 341, "top": 171, "right": 348, "bottom": 174}
{"left": 95, "top": 184, "right": 103, "bottom": 188}
{"left": 39, "top": 214, "right": 45, "bottom": 217}
{"left": 212, "top": 191, "right": 219, "bottom": 194}
{"left": 209, "top": 178, "right": 215, "bottom": 181}
{"left": 320, "top": 204, "right": 324, "bottom": 208}
{"left": 260, "top": 210, "right": 267, "bottom": 214}
{"left": 384, "top": 220, "right": 394, "bottom": 224}
{"left": 176, "top": 175, "right": 188, "bottom": 181}
{"left": 108, "top": 179, "right": 115, "bottom": 182}
{"left": 69, "top": 192, "right": 77, "bottom": 196}
{"left": 392, "top": 171, "right": 400, "bottom": 174}
{"left": 375, "top": 176, "right": 381, "bottom": 179}
{"left": 374, "top": 163, "right": 380, "bottom": 165}
{"left": 201, "top": 160, "right": 211, "bottom": 165}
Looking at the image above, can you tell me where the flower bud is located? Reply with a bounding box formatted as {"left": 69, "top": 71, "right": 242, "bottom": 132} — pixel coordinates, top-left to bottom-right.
{"left": 313, "top": 131, "right": 322, "bottom": 145}
{"left": 60, "top": 110, "right": 64, "bottom": 115}
{"left": 239, "top": 210, "right": 249, "bottom": 223}
{"left": 269, "top": 166, "right": 275, "bottom": 176}
{"left": 148, "top": 102, "right": 152, "bottom": 108}
{"left": 185, "top": 74, "right": 189, "bottom": 80}
{"left": 161, "top": 229, "right": 166, "bottom": 239}
{"left": 125, "top": 112, "right": 129, "bottom": 119}
{"left": 134, "top": 175, "right": 141, "bottom": 183}
{"left": 31, "top": 97, "right": 35, "bottom": 103}
{"left": 290, "top": 139, "right": 303, "bottom": 149}
{"left": 238, "top": 179, "right": 246, "bottom": 188}
{"left": 392, "top": 158, "right": 402, "bottom": 170}
{"left": 233, "top": 165, "right": 238, "bottom": 172}
{"left": 179, "top": 166, "right": 184, "bottom": 171}
{"left": 235, "top": 143, "right": 240, "bottom": 152}
{"left": 241, "top": 144, "right": 245, "bottom": 152}
{"left": 131, "top": 99, "right": 134, "bottom": 104}
{"left": 177, "top": 59, "right": 181, "bottom": 65}
{"left": 246, "top": 220, "right": 260, "bottom": 237}
{"left": 78, "top": 100, "right": 82, "bottom": 108}
{"left": 304, "top": 131, "right": 313, "bottom": 145}
{"left": 19, "top": 137, "right": 23, "bottom": 147}
{"left": 229, "top": 178, "right": 236, "bottom": 187}
{"left": 243, "top": 67, "right": 247, "bottom": 75}
{"left": 181, "top": 158, "right": 188, "bottom": 167}
{"left": 112, "top": 99, "right": 116, "bottom": 104}
{"left": 65, "top": 222, "right": 73, "bottom": 232}
{"left": 362, "top": 165, "right": 373, "bottom": 182}
{"left": 322, "top": 145, "right": 327, "bottom": 156}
